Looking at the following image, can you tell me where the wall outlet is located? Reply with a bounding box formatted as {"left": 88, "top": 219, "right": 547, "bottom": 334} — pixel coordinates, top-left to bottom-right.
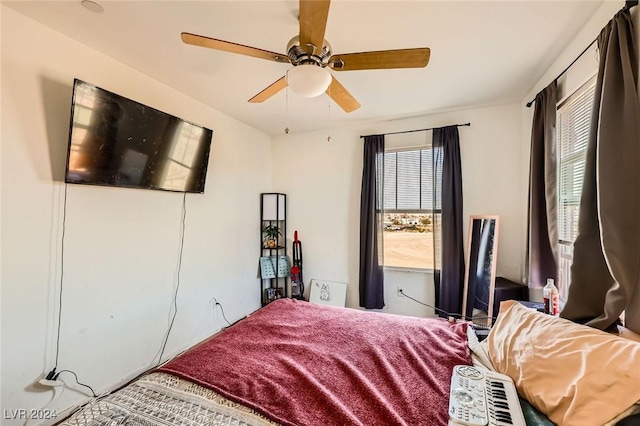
{"left": 397, "top": 287, "right": 404, "bottom": 297}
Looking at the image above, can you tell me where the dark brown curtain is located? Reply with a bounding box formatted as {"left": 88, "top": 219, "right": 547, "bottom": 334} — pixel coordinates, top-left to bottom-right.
{"left": 561, "top": 9, "right": 640, "bottom": 334}
{"left": 527, "top": 81, "right": 559, "bottom": 289}
{"left": 359, "top": 135, "right": 385, "bottom": 309}
{"left": 432, "top": 126, "right": 464, "bottom": 316}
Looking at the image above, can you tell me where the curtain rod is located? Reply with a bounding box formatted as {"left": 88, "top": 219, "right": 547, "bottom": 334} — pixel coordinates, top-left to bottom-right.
{"left": 526, "top": 0, "right": 638, "bottom": 108}
{"left": 525, "top": 38, "right": 596, "bottom": 107}
{"left": 359, "top": 122, "right": 471, "bottom": 139}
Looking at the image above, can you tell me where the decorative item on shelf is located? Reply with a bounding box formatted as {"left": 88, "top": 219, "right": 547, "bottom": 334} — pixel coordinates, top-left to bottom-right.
{"left": 265, "top": 287, "right": 283, "bottom": 304}
{"left": 259, "top": 256, "right": 277, "bottom": 279}
{"left": 262, "top": 224, "right": 281, "bottom": 248}
{"left": 260, "top": 255, "right": 291, "bottom": 279}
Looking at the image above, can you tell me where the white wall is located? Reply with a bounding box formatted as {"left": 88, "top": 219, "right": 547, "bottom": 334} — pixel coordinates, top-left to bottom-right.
{"left": 271, "top": 103, "right": 523, "bottom": 317}
{"left": 1, "top": 6, "right": 271, "bottom": 423}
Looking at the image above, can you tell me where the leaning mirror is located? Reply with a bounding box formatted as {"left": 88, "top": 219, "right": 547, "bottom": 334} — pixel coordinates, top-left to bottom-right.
{"left": 461, "top": 215, "right": 500, "bottom": 326}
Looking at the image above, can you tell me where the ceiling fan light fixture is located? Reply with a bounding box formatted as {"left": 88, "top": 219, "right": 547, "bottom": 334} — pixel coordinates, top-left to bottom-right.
{"left": 286, "top": 64, "right": 331, "bottom": 98}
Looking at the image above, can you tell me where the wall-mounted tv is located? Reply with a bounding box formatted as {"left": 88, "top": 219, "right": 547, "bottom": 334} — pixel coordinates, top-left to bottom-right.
{"left": 65, "top": 79, "right": 213, "bottom": 193}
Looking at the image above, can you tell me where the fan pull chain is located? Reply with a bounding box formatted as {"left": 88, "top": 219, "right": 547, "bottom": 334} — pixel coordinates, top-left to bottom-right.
{"left": 285, "top": 84, "right": 290, "bottom": 135}
{"left": 327, "top": 85, "right": 332, "bottom": 142}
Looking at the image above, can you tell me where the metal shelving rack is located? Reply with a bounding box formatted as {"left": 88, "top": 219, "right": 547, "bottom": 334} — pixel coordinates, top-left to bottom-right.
{"left": 259, "top": 193, "right": 287, "bottom": 306}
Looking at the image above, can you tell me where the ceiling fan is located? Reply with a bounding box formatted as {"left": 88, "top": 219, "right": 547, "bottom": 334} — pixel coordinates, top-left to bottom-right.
{"left": 181, "top": 0, "right": 430, "bottom": 113}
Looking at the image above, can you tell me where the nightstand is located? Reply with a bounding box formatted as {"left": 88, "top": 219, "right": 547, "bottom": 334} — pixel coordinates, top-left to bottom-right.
{"left": 493, "top": 277, "right": 528, "bottom": 315}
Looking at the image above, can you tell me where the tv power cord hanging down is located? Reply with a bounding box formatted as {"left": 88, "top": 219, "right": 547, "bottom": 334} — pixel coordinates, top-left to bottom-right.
{"left": 42, "top": 183, "right": 97, "bottom": 398}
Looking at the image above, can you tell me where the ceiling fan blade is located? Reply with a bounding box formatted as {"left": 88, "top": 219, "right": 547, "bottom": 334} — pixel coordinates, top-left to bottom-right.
{"left": 330, "top": 48, "right": 431, "bottom": 71}
{"left": 248, "top": 77, "right": 287, "bottom": 103}
{"left": 181, "top": 33, "right": 290, "bottom": 63}
{"left": 299, "top": 0, "right": 331, "bottom": 55}
{"left": 326, "top": 76, "right": 360, "bottom": 113}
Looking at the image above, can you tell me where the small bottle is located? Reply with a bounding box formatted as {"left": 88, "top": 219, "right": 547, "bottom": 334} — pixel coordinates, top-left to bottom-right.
{"left": 543, "top": 279, "right": 559, "bottom": 315}
{"left": 550, "top": 285, "right": 560, "bottom": 316}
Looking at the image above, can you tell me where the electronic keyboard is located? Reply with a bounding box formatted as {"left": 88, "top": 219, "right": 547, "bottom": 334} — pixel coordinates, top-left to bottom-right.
{"left": 448, "top": 365, "right": 526, "bottom": 426}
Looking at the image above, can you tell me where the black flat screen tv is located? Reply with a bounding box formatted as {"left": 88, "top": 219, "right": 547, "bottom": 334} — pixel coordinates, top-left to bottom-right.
{"left": 65, "top": 79, "right": 213, "bottom": 193}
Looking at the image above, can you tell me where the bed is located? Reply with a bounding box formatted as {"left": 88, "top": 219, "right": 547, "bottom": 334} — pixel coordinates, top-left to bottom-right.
{"left": 59, "top": 299, "right": 640, "bottom": 426}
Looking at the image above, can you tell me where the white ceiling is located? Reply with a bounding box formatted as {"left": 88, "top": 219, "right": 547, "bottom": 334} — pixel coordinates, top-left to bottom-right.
{"left": 4, "top": 0, "right": 604, "bottom": 136}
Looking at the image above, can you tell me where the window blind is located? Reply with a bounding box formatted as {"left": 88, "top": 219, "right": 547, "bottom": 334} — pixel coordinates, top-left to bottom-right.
{"left": 383, "top": 148, "right": 442, "bottom": 211}
{"left": 557, "top": 77, "right": 596, "bottom": 243}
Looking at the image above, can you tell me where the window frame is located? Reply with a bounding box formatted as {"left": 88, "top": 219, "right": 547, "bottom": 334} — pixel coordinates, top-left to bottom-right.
{"left": 555, "top": 74, "right": 596, "bottom": 302}
{"left": 380, "top": 145, "right": 442, "bottom": 272}
{"left": 556, "top": 75, "right": 596, "bottom": 244}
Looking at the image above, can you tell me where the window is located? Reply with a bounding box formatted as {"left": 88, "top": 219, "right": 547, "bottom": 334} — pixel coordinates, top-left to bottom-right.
{"left": 382, "top": 147, "right": 442, "bottom": 269}
{"left": 556, "top": 76, "right": 596, "bottom": 301}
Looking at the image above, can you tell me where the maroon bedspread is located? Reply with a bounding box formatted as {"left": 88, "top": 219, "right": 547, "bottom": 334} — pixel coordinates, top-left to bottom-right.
{"left": 158, "top": 299, "right": 471, "bottom": 426}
